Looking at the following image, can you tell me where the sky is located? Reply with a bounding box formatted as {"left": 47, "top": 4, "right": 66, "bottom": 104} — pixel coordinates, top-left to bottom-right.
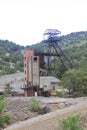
{"left": 0, "top": 0, "right": 87, "bottom": 46}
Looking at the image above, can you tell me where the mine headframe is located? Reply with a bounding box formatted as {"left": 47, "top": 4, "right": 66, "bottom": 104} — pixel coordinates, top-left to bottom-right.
{"left": 43, "top": 29, "right": 73, "bottom": 70}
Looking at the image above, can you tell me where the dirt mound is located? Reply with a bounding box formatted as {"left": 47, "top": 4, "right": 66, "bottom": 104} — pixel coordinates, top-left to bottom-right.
{"left": 4, "top": 97, "right": 74, "bottom": 128}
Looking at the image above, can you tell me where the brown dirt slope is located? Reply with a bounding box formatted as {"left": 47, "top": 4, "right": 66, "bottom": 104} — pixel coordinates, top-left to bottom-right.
{"left": 4, "top": 101, "right": 87, "bottom": 130}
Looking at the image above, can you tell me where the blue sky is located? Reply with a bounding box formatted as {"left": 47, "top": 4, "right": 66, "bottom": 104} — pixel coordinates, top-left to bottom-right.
{"left": 0, "top": 0, "right": 87, "bottom": 46}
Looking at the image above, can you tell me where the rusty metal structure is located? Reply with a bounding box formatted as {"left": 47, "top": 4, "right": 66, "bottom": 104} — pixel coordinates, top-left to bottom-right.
{"left": 23, "top": 29, "right": 73, "bottom": 97}
{"left": 43, "top": 29, "right": 73, "bottom": 70}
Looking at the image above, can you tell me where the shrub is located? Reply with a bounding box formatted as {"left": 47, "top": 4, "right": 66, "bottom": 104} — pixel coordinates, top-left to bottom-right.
{"left": 56, "top": 91, "right": 62, "bottom": 97}
{"left": 5, "top": 83, "right": 13, "bottom": 95}
{"left": 0, "top": 114, "right": 11, "bottom": 127}
{"left": 59, "top": 69, "right": 87, "bottom": 97}
{"left": 0, "top": 95, "right": 11, "bottom": 128}
{"left": 29, "top": 98, "right": 40, "bottom": 112}
{"left": 59, "top": 114, "right": 83, "bottom": 130}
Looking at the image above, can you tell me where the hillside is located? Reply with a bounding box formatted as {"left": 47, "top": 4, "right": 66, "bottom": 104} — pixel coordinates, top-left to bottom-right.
{"left": 60, "top": 31, "right": 87, "bottom": 69}
{"left": 0, "top": 40, "right": 25, "bottom": 75}
{"left": 0, "top": 31, "right": 87, "bottom": 77}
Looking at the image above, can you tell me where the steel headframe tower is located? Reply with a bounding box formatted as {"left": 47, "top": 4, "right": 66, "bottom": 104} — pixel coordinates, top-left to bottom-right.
{"left": 43, "top": 29, "right": 73, "bottom": 70}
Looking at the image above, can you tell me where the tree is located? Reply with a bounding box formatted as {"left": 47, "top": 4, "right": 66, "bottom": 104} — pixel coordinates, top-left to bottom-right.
{"left": 5, "top": 83, "right": 13, "bottom": 95}
{"left": 0, "top": 95, "right": 11, "bottom": 128}
{"left": 59, "top": 68, "right": 87, "bottom": 97}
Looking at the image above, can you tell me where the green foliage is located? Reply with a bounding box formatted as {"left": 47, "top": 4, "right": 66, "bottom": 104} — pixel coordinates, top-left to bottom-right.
{"left": 59, "top": 68, "right": 87, "bottom": 97}
{"left": 0, "top": 95, "right": 4, "bottom": 100}
{"left": 56, "top": 91, "right": 62, "bottom": 97}
{"left": 5, "top": 83, "right": 12, "bottom": 95}
{"left": 59, "top": 114, "right": 83, "bottom": 130}
{"left": 0, "top": 95, "right": 11, "bottom": 128}
{"left": 0, "top": 101, "right": 6, "bottom": 113}
{"left": 29, "top": 98, "right": 40, "bottom": 112}
{"left": 0, "top": 39, "right": 24, "bottom": 76}
{"left": 0, "top": 114, "right": 11, "bottom": 127}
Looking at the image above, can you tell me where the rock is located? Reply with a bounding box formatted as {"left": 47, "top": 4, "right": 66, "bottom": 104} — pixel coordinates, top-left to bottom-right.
{"left": 38, "top": 105, "right": 51, "bottom": 114}
{"left": 59, "top": 103, "right": 65, "bottom": 109}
